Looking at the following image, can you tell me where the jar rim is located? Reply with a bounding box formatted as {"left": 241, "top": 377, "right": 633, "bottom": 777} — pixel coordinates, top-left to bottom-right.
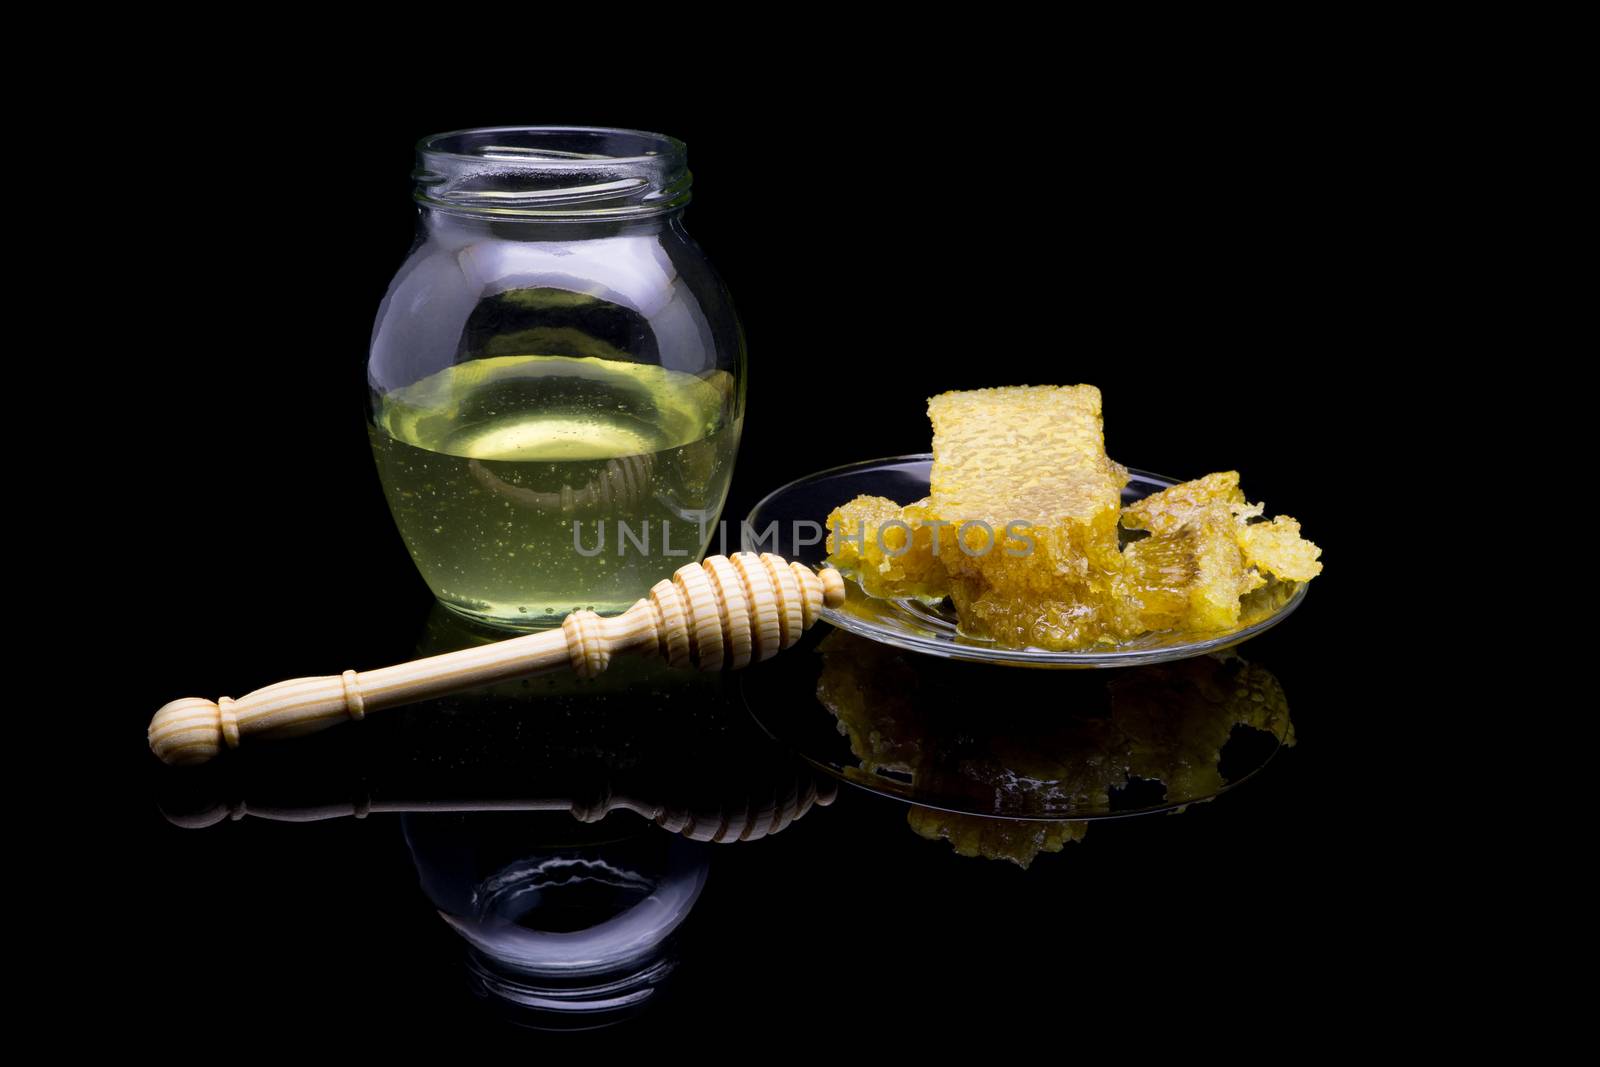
{"left": 416, "top": 125, "right": 688, "bottom": 166}
{"left": 413, "top": 126, "right": 692, "bottom": 221}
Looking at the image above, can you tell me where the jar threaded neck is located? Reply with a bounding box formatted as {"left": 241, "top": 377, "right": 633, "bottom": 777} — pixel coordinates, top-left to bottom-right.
{"left": 414, "top": 126, "right": 691, "bottom": 221}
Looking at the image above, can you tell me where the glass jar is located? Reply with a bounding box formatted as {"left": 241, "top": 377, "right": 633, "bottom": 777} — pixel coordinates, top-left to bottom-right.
{"left": 367, "top": 126, "right": 746, "bottom": 630}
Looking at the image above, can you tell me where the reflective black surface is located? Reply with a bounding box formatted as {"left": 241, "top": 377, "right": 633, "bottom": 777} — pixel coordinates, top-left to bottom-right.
{"left": 99, "top": 105, "right": 1391, "bottom": 1046}
{"left": 124, "top": 596, "right": 1350, "bottom": 1042}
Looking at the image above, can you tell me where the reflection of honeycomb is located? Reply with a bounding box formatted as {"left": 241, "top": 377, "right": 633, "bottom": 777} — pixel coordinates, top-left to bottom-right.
{"left": 906, "top": 809, "right": 1086, "bottom": 864}
{"left": 813, "top": 630, "right": 1293, "bottom": 867}
{"left": 825, "top": 388, "right": 1322, "bottom": 650}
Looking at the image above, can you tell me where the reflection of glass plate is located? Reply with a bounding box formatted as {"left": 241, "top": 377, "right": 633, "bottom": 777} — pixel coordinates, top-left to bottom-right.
{"left": 743, "top": 454, "right": 1307, "bottom": 668}
{"left": 739, "top": 627, "right": 1292, "bottom": 820}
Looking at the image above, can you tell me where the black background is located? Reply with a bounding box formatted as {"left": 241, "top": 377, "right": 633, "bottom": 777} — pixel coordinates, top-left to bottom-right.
{"left": 95, "top": 102, "right": 1407, "bottom": 1046}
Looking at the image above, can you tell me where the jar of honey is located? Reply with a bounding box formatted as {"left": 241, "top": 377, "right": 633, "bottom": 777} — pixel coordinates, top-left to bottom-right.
{"left": 367, "top": 127, "right": 746, "bottom": 629}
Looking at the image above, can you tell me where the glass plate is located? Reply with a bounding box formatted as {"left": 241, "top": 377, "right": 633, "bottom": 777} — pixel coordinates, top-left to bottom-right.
{"left": 742, "top": 454, "right": 1307, "bottom": 668}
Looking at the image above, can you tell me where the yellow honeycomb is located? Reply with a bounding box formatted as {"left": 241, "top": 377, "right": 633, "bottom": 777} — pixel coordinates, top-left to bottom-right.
{"left": 823, "top": 388, "right": 1323, "bottom": 651}
{"left": 824, "top": 495, "right": 948, "bottom": 601}
{"left": 1239, "top": 515, "right": 1323, "bottom": 582}
{"left": 925, "top": 386, "right": 1128, "bottom": 530}
{"left": 926, "top": 385, "right": 1130, "bottom": 649}
{"left": 1117, "top": 470, "right": 1321, "bottom": 634}
{"left": 1120, "top": 470, "right": 1259, "bottom": 534}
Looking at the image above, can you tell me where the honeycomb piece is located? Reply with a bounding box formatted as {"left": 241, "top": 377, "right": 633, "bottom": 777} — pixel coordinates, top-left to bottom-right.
{"left": 1118, "top": 471, "right": 1320, "bottom": 633}
{"left": 1117, "top": 500, "right": 1264, "bottom": 633}
{"left": 928, "top": 385, "right": 1127, "bottom": 527}
{"left": 824, "top": 495, "right": 949, "bottom": 601}
{"left": 821, "top": 388, "right": 1324, "bottom": 650}
{"left": 1239, "top": 515, "right": 1323, "bottom": 581}
{"left": 1121, "top": 470, "right": 1261, "bottom": 534}
{"left": 924, "top": 385, "right": 1130, "bottom": 649}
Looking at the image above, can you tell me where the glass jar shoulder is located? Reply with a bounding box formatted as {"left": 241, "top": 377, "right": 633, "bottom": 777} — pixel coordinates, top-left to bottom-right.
{"left": 368, "top": 214, "right": 745, "bottom": 406}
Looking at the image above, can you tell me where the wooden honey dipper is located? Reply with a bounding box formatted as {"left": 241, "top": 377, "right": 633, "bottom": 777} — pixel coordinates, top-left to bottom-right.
{"left": 149, "top": 553, "right": 846, "bottom": 767}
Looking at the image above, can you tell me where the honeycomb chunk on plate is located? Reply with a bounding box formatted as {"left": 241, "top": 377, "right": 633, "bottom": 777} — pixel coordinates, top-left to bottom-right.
{"left": 1238, "top": 515, "right": 1323, "bottom": 582}
{"left": 824, "top": 494, "right": 948, "bottom": 601}
{"left": 1117, "top": 470, "right": 1321, "bottom": 633}
{"left": 1120, "top": 470, "right": 1260, "bottom": 534}
{"left": 925, "top": 385, "right": 1130, "bottom": 649}
{"left": 822, "top": 387, "right": 1323, "bottom": 652}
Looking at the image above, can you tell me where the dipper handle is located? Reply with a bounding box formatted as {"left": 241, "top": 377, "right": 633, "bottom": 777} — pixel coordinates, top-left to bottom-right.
{"left": 149, "top": 554, "right": 845, "bottom": 766}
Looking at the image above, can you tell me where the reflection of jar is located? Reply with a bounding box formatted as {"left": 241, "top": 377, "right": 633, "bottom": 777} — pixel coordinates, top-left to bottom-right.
{"left": 404, "top": 812, "right": 708, "bottom": 1030}
{"left": 368, "top": 127, "right": 746, "bottom": 630}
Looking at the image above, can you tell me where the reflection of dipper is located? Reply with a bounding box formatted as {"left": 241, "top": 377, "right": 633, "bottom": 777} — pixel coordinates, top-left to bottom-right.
{"left": 158, "top": 765, "right": 835, "bottom": 843}
{"left": 153, "top": 637, "right": 833, "bottom": 1029}
{"left": 149, "top": 554, "right": 847, "bottom": 765}
{"left": 468, "top": 452, "right": 654, "bottom": 514}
